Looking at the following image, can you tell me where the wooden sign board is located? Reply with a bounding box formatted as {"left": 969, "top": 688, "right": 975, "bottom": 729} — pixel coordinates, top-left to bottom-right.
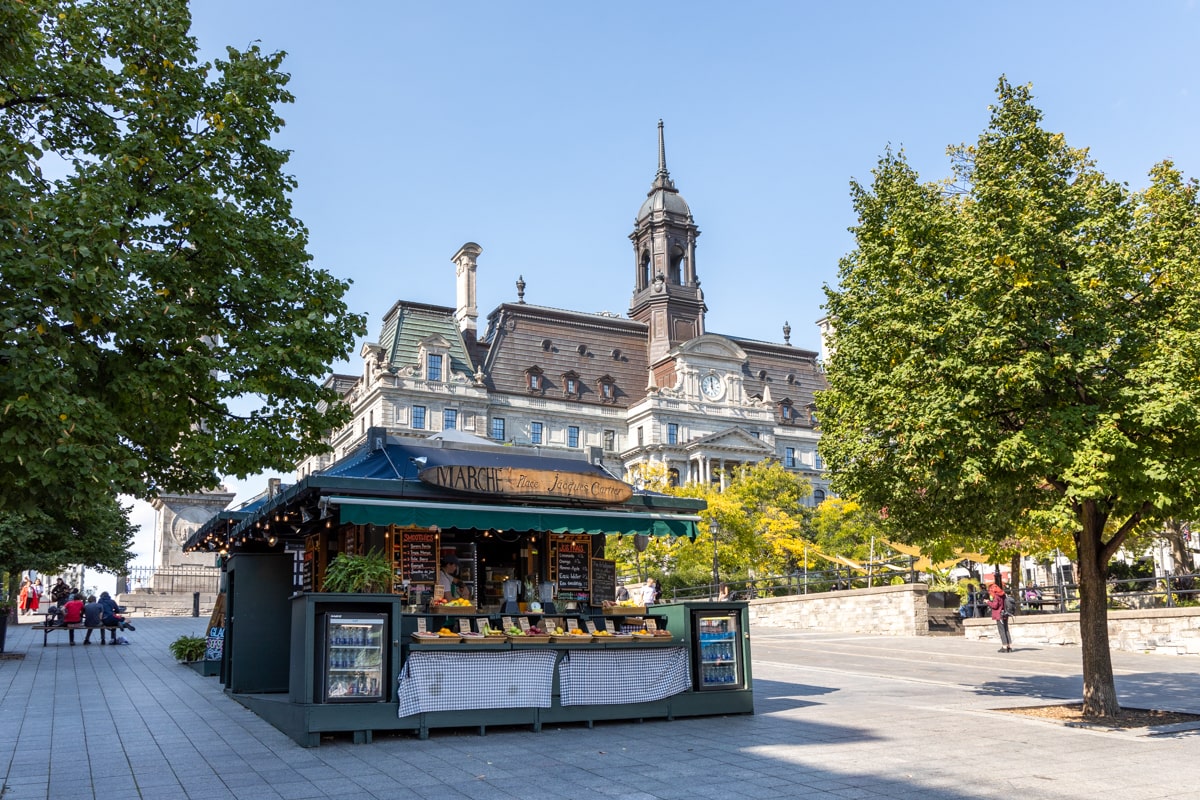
{"left": 590, "top": 559, "right": 616, "bottom": 605}
{"left": 419, "top": 465, "right": 632, "bottom": 504}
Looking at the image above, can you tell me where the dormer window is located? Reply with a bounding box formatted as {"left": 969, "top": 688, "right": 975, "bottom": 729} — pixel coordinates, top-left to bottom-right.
{"left": 596, "top": 374, "right": 617, "bottom": 403}
{"left": 779, "top": 399, "right": 796, "bottom": 424}
{"left": 525, "top": 366, "right": 545, "bottom": 395}
{"left": 417, "top": 335, "right": 452, "bottom": 383}
{"left": 562, "top": 370, "right": 581, "bottom": 399}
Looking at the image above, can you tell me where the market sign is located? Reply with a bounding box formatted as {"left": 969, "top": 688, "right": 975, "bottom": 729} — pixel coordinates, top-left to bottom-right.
{"left": 419, "top": 465, "right": 632, "bottom": 504}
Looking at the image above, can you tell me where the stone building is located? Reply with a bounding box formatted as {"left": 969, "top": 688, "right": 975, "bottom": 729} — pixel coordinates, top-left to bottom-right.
{"left": 297, "top": 123, "right": 829, "bottom": 500}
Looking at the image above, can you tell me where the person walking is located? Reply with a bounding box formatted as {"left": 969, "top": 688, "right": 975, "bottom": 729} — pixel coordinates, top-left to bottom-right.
{"left": 986, "top": 583, "right": 1012, "bottom": 653}
{"left": 29, "top": 579, "right": 42, "bottom": 612}
{"left": 18, "top": 578, "right": 30, "bottom": 615}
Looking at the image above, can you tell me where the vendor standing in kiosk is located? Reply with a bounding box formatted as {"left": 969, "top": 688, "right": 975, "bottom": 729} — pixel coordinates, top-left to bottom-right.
{"left": 437, "top": 555, "right": 468, "bottom": 600}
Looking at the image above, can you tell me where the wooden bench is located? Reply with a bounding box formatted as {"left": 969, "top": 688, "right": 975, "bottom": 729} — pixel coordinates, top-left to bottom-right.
{"left": 31, "top": 623, "right": 119, "bottom": 646}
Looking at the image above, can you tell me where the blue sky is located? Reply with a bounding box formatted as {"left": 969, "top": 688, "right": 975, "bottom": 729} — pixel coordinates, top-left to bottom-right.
{"left": 126, "top": 1, "right": 1200, "bottom": 565}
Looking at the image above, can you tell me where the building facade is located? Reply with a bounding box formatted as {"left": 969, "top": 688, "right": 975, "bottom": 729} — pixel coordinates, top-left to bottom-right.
{"left": 298, "top": 123, "right": 829, "bottom": 502}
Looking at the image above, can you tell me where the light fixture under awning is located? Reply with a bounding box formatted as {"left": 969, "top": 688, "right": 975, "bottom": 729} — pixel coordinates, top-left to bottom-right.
{"left": 329, "top": 496, "right": 700, "bottom": 538}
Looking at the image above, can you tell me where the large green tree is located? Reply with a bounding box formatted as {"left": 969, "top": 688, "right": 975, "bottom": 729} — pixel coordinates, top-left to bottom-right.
{"left": 0, "top": 0, "right": 365, "bottom": 562}
{"left": 820, "top": 78, "right": 1200, "bottom": 716}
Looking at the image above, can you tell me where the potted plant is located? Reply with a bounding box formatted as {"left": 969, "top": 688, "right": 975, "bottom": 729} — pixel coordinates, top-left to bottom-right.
{"left": 925, "top": 573, "right": 963, "bottom": 609}
{"left": 322, "top": 550, "right": 393, "bottom": 594}
{"left": 168, "top": 634, "right": 207, "bottom": 663}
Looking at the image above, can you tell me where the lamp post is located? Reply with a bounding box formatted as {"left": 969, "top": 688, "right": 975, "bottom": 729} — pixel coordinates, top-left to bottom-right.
{"left": 710, "top": 522, "right": 720, "bottom": 599}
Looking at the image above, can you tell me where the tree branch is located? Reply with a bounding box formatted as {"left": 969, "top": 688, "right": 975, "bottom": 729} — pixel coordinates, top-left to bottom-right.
{"left": 1100, "top": 500, "right": 1153, "bottom": 564}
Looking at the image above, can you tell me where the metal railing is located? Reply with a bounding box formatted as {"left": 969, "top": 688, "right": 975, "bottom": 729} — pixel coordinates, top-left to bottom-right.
{"left": 665, "top": 559, "right": 921, "bottom": 603}
{"left": 123, "top": 565, "right": 221, "bottom": 596}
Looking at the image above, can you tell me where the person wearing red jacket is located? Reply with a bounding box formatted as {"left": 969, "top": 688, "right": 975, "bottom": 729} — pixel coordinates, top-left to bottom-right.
{"left": 61, "top": 593, "right": 85, "bottom": 646}
{"left": 986, "top": 584, "right": 1012, "bottom": 653}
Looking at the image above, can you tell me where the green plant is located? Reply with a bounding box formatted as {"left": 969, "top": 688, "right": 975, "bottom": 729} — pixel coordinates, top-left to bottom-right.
{"left": 168, "top": 634, "right": 207, "bottom": 662}
{"left": 322, "top": 550, "right": 393, "bottom": 593}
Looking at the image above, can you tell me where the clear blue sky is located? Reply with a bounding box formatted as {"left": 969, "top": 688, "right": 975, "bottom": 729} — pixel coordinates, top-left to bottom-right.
{"left": 126, "top": 0, "right": 1200, "bottom": 565}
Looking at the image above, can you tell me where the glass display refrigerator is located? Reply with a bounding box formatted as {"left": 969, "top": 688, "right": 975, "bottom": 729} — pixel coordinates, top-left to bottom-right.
{"left": 693, "top": 608, "right": 745, "bottom": 690}
{"left": 321, "top": 612, "right": 387, "bottom": 703}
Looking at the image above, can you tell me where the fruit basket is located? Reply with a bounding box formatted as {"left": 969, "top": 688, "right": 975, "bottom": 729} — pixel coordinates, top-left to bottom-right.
{"left": 551, "top": 634, "right": 594, "bottom": 644}
{"left": 429, "top": 603, "right": 477, "bottom": 615}
{"left": 595, "top": 633, "right": 634, "bottom": 642}
{"left": 601, "top": 606, "right": 646, "bottom": 615}
{"left": 411, "top": 632, "right": 461, "bottom": 644}
{"left": 507, "top": 634, "right": 551, "bottom": 644}
{"left": 632, "top": 631, "right": 674, "bottom": 644}
{"left": 461, "top": 632, "right": 506, "bottom": 645}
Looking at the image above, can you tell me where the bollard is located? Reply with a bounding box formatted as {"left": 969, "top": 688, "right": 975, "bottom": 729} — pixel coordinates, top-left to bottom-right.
{"left": 193, "top": 591, "right": 200, "bottom": 617}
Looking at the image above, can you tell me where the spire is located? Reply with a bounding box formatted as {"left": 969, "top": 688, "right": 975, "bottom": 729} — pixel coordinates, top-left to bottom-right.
{"left": 651, "top": 119, "right": 676, "bottom": 192}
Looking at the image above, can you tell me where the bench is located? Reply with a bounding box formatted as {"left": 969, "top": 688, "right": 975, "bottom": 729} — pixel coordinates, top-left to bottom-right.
{"left": 31, "top": 623, "right": 119, "bottom": 646}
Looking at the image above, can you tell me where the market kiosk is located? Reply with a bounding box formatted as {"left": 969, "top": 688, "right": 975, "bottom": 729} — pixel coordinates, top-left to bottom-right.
{"left": 185, "top": 432, "right": 753, "bottom": 746}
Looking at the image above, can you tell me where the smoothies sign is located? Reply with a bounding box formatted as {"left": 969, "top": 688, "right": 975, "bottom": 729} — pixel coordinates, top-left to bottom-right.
{"left": 419, "top": 465, "right": 632, "bottom": 504}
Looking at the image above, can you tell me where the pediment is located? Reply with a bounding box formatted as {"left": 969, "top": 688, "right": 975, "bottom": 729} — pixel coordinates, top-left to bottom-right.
{"left": 672, "top": 334, "right": 747, "bottom": 363}
{"left": 417, "top": 333, "right": 453, "bottom": 350}
{"left": 685, "top": 427, "right": 773, "bottom": 454}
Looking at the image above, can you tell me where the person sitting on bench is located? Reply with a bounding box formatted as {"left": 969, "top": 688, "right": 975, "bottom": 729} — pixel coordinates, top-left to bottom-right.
{"left": 98, "top": 591, "right": 135, "bottom": 632}
{"left": 61, "top": 592, "right": 85, "bottom": 645}
{"left": 82, "top": 595, "right": 111, "bottom": 645}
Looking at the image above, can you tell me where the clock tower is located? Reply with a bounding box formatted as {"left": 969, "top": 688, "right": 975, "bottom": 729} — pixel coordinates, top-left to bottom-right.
{"left": 629, "top": 121, "right": 706, "bottom": 367}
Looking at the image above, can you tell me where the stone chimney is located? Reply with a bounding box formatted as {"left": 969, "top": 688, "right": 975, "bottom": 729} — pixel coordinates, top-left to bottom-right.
{"left": 452, "top": 242, "right": 482, "bottom": 335}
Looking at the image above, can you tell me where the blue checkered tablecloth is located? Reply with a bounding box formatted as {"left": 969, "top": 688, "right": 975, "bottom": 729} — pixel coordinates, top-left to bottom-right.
{"left": 397, "top": 650, "right": 558, "bottom": 717}
{"left": 559, "top": 647, "right": 690, "bottom": 706}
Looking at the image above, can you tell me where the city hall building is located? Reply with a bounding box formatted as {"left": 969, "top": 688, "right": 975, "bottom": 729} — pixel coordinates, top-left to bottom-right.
{"left": 297, "top": 124, "right": 828, "bottom": 500}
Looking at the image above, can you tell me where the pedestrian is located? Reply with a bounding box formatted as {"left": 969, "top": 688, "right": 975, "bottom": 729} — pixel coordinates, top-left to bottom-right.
{"left": 98, "top": 591, "right": 136, "bottom": 632}
{"left": 962, "top": 584, "right": 978, "bottom": 619}
{"left": 29, "top": 579, "right": 42, "bottom": 612}
{"left": 18, "top": 577, "right": 30, "bottom": 615}
{"left": 615, "top": 583, "right": 630, "bottom": 602}
{"left": 50, "top": 577, "right": 69, "bottom": 606}
{"left": 641, "top": 578, "right": 659, "bottom": 606}
{"left": 986, "top": 583, "right": 1012, "bottom": 653}
{"left": 61, "top": 592, "right": 84, "bottom": 645}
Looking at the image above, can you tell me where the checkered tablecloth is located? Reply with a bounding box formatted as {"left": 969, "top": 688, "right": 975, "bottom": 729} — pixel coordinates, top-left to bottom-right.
{"left": 397, "top": 650, "right": 558, "bottom": 718}
{"left": 559, "top": 647, "right": 690, "bottom": 706}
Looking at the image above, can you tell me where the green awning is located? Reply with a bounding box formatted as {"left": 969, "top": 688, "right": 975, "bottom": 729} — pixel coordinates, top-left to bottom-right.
{"left": 330, "top": 496, "right": 700, "bottom": 538}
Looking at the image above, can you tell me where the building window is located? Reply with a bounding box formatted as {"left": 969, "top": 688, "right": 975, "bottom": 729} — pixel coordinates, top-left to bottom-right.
{"left": 491, "top": 418, "right": 505, "bottom": 441}
{"left": 637, "top": 426, "right": 644, "bottom": 446}
{"left": 525, "top": 366, "right": 544, "bottom": 394}
{"left": 667, "top": 423, "right": 678, "bottom": 445}
{"left": 785, "top": 447, "right": 796, "bottom": 468}
{"left": 814, "top": 451, "right": 824, "bottom": 470}
{"left": 443, "top": 408, "right": 457, "bottom": 431}
{"left": 427, "top": 353, "right": 443, "bottom": 382}
{"left": 597, "top": 375, "right": 617, "bottom": 403}
{"left": 751, "top": 431, "right": 760, "bottom": 439}
{"left": 779, "top": 400, "right": 795, "bottom": 423}
{"left": 562, "top": 371, "right": 581, "bottom": 398}
{"left": 531, "top": 421, "right": 543, "bottom": 445}
{"left": 603, "top": 430, "right": 616, "bottom": 452}
{"left": 813, "top": 489, "right": 826, "bottom": 505}
{"left": 412, "top": 406, "right": 426, "bottom": 430}
{"left": 568, "top": 426, "right": 580, "bottom": 448}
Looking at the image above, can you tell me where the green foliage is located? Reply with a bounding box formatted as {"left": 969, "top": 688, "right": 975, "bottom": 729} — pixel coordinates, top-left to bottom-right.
{"left": 168, "top": 634, "right": 207, "bottom": 662}
{"left": 0, "top": 1, "right": 366, "bottom": 557}
{"left": 322, "top": 550, "right": 392, "bottom": 594}
{"left": 820, "top": 77, "right": 1200, "bottom": 715}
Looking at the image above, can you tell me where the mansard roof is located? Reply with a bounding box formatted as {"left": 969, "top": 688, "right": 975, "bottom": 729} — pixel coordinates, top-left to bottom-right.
{"left": 480, "top": 303, "right": 649, "bottom": 406}
{"left": 376, "top": 300, "right": 476, "bottom": 379}
{"left": 723, "top": 334, "right": 824, "bottom": 407}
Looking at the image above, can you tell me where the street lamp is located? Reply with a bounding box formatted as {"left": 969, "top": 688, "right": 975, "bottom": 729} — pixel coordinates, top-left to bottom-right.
{"left": 710, "top": 522, "right": 720, "bottom": 599}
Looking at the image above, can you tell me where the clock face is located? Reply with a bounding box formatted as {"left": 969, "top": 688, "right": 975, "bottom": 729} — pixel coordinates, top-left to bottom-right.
{"left": 701, "top": 374, "right": 723, "bottom": 400}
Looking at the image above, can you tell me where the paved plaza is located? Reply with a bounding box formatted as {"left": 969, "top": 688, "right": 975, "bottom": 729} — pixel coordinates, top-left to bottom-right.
{"left": 2, "top": 614, "right": 1198, "bottom": 799}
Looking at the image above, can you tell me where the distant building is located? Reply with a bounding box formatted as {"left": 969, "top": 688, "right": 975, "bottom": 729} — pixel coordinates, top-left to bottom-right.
{"left": 298, "top": 123, "right": 829, "bottom": 502}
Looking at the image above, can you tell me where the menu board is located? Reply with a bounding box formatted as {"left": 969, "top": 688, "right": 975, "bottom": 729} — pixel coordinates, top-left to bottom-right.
{"left": 399, "top": 530, "right": 439, "bottom": 583}
{"left": 590, "top": 559, "right": 616, "bottom": 605}
{"left": 555, "top": 541, "right": 590, "bottom": 593}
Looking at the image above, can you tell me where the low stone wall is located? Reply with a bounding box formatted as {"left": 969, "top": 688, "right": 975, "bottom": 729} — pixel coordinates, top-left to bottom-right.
{"left": 964, "top": 607, "right": 1200, "bottom": 654}
{"left": 746, "top": 584, "right": 928, "bottom": 636}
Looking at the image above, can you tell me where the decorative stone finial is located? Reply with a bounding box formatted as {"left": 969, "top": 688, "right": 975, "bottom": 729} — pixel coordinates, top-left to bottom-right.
{"left": 516, "top": 275, "right": 526, "bottom": 304}
{"left": 783, "top": 321, "right": 791, "bottom": 346}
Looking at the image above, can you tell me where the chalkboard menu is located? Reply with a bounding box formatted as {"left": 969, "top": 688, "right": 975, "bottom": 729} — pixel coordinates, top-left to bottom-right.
{"left": 591, "top": 559, "right": 616, "bottom": 605}
{"left": 399, "top": 530, "right": 439, "bottom": 583}
{"left": 555, "top": 541, "right": 590, "bottom": 593}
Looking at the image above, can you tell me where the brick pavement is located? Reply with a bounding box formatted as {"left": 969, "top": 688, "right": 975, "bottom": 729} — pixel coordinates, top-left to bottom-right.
{"left": 2, "top": 615, "right": 1198, "bottom": 799}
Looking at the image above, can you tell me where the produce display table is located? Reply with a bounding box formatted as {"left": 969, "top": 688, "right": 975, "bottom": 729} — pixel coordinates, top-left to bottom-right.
{"left": 558, "top": 646, "right": 688, "bottom": 706}
{"left": 397, "top": 649, "right": 558, "bottom": 716}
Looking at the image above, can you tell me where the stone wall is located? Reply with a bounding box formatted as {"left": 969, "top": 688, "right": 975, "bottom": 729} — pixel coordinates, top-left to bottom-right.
{"left": 963, "top": 607, "right": 1200, "bottom": 654}
{"left": 746, "top": 584, "right": 928, "bottom": 636}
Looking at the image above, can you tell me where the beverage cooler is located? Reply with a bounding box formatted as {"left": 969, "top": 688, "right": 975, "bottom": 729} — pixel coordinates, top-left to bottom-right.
{"left": 321, "top": 612, "right": 387, "bottom": 703}
{"left": 692, "top": 608, "right": 745, "bottom": 691}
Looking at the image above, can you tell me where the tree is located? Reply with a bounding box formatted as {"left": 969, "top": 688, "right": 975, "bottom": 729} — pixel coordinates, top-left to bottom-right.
{"left": 0, "top": 1, "right": 366, "bottom": 560}
{"left": 820, "top": 78, "right": 1200, "bottom": 716}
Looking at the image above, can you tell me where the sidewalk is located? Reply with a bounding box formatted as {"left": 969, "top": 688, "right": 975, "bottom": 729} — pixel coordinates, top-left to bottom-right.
{"left": 2, "top": 615, "right": 1198, "bottom": 799}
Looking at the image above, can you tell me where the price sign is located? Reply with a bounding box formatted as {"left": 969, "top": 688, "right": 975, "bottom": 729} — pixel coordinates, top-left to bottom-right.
{"left": 590, "top": 559, "right": 616, "bottom": 605}
{"left": 555, "top": 542, "right": 589, "bottom": 593}
{"left": 400, "top": 530, "right": 439, "bottom": 583}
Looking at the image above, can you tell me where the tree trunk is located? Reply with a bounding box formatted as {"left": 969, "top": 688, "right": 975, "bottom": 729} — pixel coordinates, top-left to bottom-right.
{"left": 1077, "top": 502, "right": 1120, "bottom": 717}
{"left": 1009, "top": 553, "right": 1022, "bottom": 614}
{"left": 1162, "top": 519, "right": 1195, "bottom": 592}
